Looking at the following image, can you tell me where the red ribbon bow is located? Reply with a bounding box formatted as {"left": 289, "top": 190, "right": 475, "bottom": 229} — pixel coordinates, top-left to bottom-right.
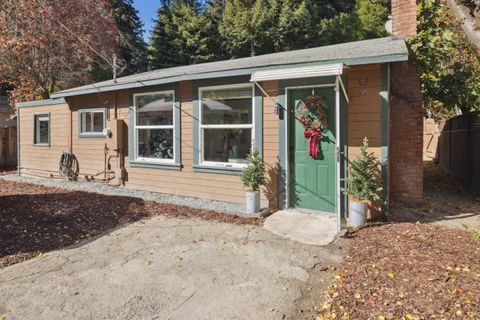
{"left": 304, "top": 129, "right": 321, "bottom": 158}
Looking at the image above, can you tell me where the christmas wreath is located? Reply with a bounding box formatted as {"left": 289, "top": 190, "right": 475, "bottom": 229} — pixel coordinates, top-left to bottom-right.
{"left": 294, "top": 95, "right": 328, "bottom": 158}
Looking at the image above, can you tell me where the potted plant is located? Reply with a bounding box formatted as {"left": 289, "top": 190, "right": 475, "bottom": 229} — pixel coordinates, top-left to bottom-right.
{"left": 342, "top": 137, "right": 382, "bottom": 227}
{"left": 241, "top": 146, "right": 266, "bottom": 214}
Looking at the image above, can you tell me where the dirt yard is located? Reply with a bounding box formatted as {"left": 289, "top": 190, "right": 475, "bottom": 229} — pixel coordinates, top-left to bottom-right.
{"left": 391, "top": 161, "right": 480, "bottom": 227}
{"left": 0, "top": 178, "right": 346, "bottom": 320}
{"left": 0, "top": 179, "right": 261, "bottom": 268}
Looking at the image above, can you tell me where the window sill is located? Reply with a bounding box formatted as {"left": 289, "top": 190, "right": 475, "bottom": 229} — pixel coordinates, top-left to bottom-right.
{"left": 193, "top": 165, "right": 244, "bottom": 175}
{"left": 79, "top": 133, "right": 105, "bottom": 138}
{"left": 129, "top": 161, "right": 181, "bottom": 171}
{"left": 33, "top": 144, "right": 50, "bottom": 147}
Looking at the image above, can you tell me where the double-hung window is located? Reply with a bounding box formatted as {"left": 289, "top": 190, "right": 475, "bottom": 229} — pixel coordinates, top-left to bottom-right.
{"left": 134, "top": 91, "right": 175, "bottom": 162}
{"left": 34, "top": 113, "right": 50, "bottom": 146}
{"left": 199, "top": 84, "right": 254, "bottom": 167}
{"left": 79, "top": 108, "right": 106, "bottom": 137}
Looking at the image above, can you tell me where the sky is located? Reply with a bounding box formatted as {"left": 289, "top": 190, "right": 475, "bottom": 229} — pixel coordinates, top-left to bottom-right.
{"left": 133, "top": 0, "right": 160, "bottom": 42}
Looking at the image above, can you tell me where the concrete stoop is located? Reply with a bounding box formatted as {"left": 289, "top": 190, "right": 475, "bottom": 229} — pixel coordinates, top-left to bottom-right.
{"left": 263, "top": 209, "right": 338, "bottom": 246}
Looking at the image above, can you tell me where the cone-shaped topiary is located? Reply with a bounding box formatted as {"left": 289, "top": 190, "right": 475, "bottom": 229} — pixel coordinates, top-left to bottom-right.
{"left": 241, "top": 146, "right": 266, "bottom": 192}
{"left": 343, "top": 137, "right": 382, "bottom": 202}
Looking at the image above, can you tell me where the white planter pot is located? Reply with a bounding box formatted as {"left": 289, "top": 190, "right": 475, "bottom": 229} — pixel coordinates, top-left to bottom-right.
{"left": 349, "top": 200, "right": 367, "bottom": 228}
{"left": 246, "top": 191, "right": 260, "bottom": 214}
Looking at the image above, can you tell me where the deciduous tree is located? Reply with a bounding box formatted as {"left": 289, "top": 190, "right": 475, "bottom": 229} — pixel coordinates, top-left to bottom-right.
{"left": 409, "top": 0, "right": 480, "bottom": 119}
{"left": 0, "top": 0, "right": 118, "bottom": 103}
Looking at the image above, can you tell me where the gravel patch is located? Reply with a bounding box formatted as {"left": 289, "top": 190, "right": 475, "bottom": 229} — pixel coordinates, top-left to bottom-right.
{"left": 1, "top": 174, "right": 246, "bottom": 214}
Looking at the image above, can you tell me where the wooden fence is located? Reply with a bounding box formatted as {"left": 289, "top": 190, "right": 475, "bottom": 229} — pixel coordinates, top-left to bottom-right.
{"left": 423, "top": 118, "right": 440, "bottom": 159}
{"left": 436, "top": 112, "right": 480, "bottom": 193}
{"left": 0, "top": 125, "right": 17, "bottom": 168}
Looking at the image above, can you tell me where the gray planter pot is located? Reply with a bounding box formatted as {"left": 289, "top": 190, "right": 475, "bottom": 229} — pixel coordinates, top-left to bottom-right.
{"left": 349, "top": 199, "right": 367, "bottom": 228}
{"left": 246, "top": 191, "right": 260, "bottom": 214}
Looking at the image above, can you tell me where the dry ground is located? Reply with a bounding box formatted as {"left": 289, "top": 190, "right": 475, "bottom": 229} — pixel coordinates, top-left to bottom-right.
{"left": 0, "top": 179, "right": 261, "bottom": 268}
{"left": 0, "top": 178, "right": 346, "bottom": 320}
{"left": 391, "top": 161, "right": 480, "bottom": 226}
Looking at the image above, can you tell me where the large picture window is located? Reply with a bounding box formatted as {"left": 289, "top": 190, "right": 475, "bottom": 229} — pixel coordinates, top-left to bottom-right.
{"left": 79, "top": 108, "right": 106, "bottom": 137}
{"left": 34, "top": 113, "right": 50, "bottom": 146}
{"left": 134, "top": 91, "right": 175, "bottom": 162}
{"left": 199, "top": 84, "right": 254, "bottom": 167}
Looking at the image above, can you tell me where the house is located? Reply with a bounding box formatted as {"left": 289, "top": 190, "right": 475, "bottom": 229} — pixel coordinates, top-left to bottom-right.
{"left": 15, "top": 0, "right": 423, "bottom": 227}
{"left": 0, "top": 95, "right": 17, "bottom": 168}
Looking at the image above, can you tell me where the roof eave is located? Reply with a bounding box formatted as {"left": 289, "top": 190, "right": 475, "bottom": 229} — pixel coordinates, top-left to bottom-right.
{"left": 16, "top": 98, "right": 67, "bottom": 108}
{"left": 50, "top": 53, "right": 407, "bottom": 99}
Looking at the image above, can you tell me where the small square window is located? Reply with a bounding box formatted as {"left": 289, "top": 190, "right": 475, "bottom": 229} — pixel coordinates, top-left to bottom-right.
{"left": 79, "top": 109, "right": 106, "bottom": 136}
{"left": 34, "top": 114, "right": 50, "bottom": 146}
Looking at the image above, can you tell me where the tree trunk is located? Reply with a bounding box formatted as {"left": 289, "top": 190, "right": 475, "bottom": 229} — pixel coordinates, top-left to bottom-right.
{"left": 446, "top": 0, "right": 480, "bottom": 53}
{"left": 40, "top": 87, "right": 50, "bottom": 100}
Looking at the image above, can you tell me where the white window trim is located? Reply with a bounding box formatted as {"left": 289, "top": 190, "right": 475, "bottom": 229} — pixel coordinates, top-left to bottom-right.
{"left": 133, "top": 90, "right": 176, "bottom": 164}
{"left": 34, "top": 113, "right": 50, "bottom": 146}
{"left": 198, "top": 83, "right": 255, "bottom": 168}
{"left": 79, "top": 108, "right": 106, "bottom": 137}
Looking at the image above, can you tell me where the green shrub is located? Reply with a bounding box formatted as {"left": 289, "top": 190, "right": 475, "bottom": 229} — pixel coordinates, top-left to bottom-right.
{"left": 241, "top": 146, "right": 266, "bottom": 192}
{"left": 342, "top": 137, "right": 382, "bottom": 202}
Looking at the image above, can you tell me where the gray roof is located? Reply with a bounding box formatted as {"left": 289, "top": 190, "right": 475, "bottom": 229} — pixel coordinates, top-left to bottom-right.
{"left": 51, "top": 37, "right": 408, "bottom": 99}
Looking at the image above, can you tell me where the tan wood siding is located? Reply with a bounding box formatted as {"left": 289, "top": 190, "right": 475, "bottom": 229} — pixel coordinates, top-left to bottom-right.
{"left": 19, "top": 103, "right": 70, "bottom": 177}
{"left": 260, "top": 80, "right": 279, "bottom": 208}
{"left": 346, "top": 64, "right": 382, "bottom": 160}
{"left": 68, "top": 93, "right": 113, "bottom": 177}
{"left": 17, "top": 64, "right": 384, "bottom": 209}
{"left": 118, "top": 81, "right": 263, "bottom": 206}
{"left": 346, "top": 64, "right": 383, "bottom": 218}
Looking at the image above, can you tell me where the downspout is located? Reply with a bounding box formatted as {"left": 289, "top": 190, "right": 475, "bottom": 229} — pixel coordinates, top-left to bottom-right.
{"left": 113, "top": 89, "right": 118, "bottom": 120}
{"left": 69, "top": 104, "right": 73, "bottom": 154}
{"left": 17, "top": 107, "right": 20, "bottom": 176}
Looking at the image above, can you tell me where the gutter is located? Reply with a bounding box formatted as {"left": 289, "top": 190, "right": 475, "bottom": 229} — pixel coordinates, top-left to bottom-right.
{"left": 16, "top": 98, "right": 66, "bottom": 108}
{"left": 446, "top": 0, "right": 480, "bottom": 52}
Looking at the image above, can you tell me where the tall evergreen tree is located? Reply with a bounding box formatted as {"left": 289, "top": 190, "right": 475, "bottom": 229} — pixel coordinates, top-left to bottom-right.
{"left": 205, "top": 0, "right": 228, "bottom": 60}
{"left": 149, "top": 0, "right": 222, "bottom": 69}
{"left": 318, "top": 0, "right": 388, "bottom": 45}
{"left": 149, "top": 0, "right": 182, "bottom": 69}
{"left": 219, "top": 0, "right": 261, "bottom": 57}
{"left": 170, "top": 1, "right": 217, "bottom": 64}
{"left": 90, "top": 0, "right": 148, "bottom": 81}
{"left": 148, "top": 0, "right": 389, "bottom": 68}
{"left": 219, "top": 0, "right": 364, "bottom": 58}
{"left": 110, "top": 0, "right": 148, "bottom": 75}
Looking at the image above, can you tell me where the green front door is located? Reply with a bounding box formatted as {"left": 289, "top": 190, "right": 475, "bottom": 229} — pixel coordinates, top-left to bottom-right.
{"left": 289, "top": 87, "right": 336, "bottom": 212}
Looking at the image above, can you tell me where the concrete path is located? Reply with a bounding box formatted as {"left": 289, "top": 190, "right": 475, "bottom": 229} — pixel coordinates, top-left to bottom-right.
{"left": 0, "top": 216, "right": 343, "bottom": 320}
{"left": 432, "top": 213, "right": 480, "bottom": 230}
{"left": 264, "top": 210, "right": 338, "bottom": 246}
